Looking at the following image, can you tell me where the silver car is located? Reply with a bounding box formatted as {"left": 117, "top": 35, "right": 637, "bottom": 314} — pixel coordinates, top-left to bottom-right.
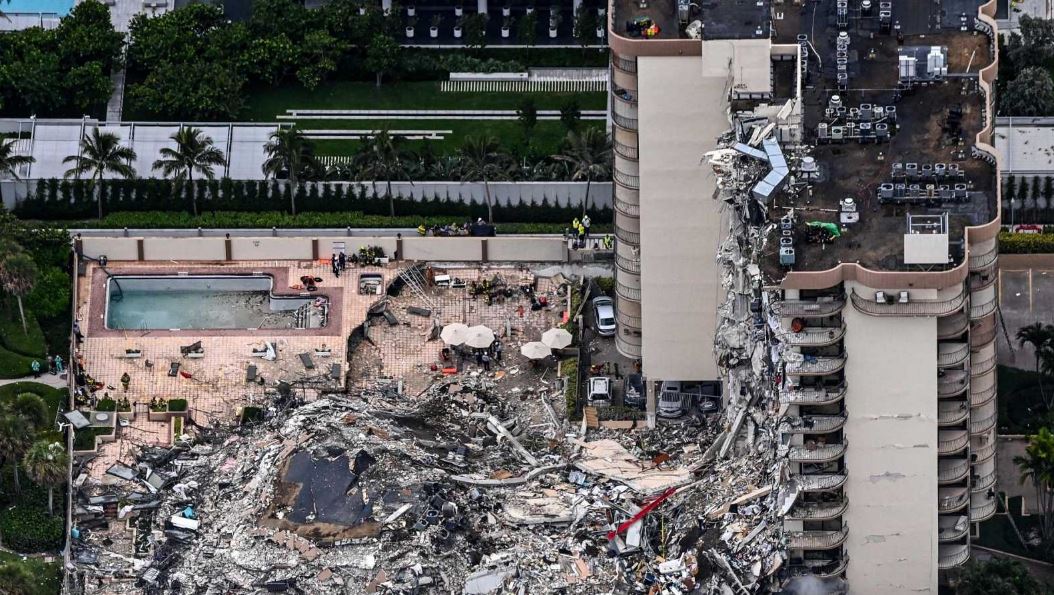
{"left": 591, "top": 296, "right": 616, "bottom": 337}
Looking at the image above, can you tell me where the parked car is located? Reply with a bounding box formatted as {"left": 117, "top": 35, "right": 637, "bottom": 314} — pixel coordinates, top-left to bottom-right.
{"left": 696, "top": 381, "right": 723, "bottom": 415}
{"left": 591, "top": 295, "right": 616, "bottom": 337}
{"left": 623, "top": 373, "right": 645, "bottom": 409}
{"left": 657, "top": 381, "right": 686, "bottom": 418}
{"left": 587, "top": 376, "right": 612, "bottom": 407}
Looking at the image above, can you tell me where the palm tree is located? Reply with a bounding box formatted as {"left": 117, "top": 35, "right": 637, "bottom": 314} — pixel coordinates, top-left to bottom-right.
{"left": 0, "top": 415, "right": 31, "bottom": 494}
{"left": 353, "top": 129, "right": 412, "bottom": 217}
{"left": 1022, "top": 322, "right": 1054, "bottom": 407}
{"left": 458, "top": 135, "right": 511, "bottom": 223}
{"left": 0, "top": 137, "right": 35, "bottom": 180}
{"left": 0, "top": 239, "right": 38, "bottom": 334}
{"left": 554, "top": 128, "right": 611, "bottom": 217}
{"left": 23, "top": 441, "right": 69, "bottom": 516}
{"left": 0, "top": 561, "right": 36, "bottom": 595}
{"left": 1016, "top": 427, "right": 1054, "bottom": 546}
{"left": 262, "top": 127, "right": 320, "bottom": 216}
{"left": 152, "top": 127, "right": 227, "bottom": 217}
{"left": 63, "top": 128, "right": 137, "bottom": 219}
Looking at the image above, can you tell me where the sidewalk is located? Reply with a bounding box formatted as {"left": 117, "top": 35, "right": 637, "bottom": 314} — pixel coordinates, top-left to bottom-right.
{"left": 0, "top": 373, "right": 67, "bottom": 389}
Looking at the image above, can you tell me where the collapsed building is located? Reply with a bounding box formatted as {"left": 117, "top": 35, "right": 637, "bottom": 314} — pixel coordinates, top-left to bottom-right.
{"left": 610, "top": 0, "right": 1002, "bottom": 591}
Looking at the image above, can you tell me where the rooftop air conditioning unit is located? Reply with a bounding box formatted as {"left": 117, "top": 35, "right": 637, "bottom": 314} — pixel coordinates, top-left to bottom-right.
{"left": 780, "top": 247, "right": 796, "bottom": 266}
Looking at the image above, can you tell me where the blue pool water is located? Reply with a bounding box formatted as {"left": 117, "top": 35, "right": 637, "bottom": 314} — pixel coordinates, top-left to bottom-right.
{"left": 3, "top": 0, "right": 74, "bottom": 15}
{"left": 106, "top": 276, "right": 318, "bottom": 330}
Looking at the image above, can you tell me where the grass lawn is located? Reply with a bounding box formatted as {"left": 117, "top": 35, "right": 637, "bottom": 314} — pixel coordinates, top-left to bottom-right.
{"left": 0, "top": 382, "right": 68, "bottom": 422}
{"left": 241, "top": 80, "right": 606, "bottom": 121}
{"left": 302, "top": 119, "right": 606, "bottom": 157}
{"left": 998, "top": 365, "right": 1050, "bottom": 435}
{"left": 0, "top": 551, "right": 63, "bottom": 595}
{"left": 0, "top": 346, "right": 39, "bottom": 380}
{"left": 0, "top": 305, "right": 46, "bottom": 359}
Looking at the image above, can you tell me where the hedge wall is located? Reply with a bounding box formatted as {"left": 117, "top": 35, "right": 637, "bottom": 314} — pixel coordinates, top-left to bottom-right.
{"left": 16, "top": 178, "right": 612, "bottom": 225}
{"left": 999, "top": 232, "right": 1054, "bottom": 254}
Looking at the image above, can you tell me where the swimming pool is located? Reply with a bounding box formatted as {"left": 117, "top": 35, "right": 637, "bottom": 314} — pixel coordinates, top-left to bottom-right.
{"left": 105, "top": 275, "right": 326, "bottom": 330}
{"left": 2, "top": 0, "right": 75, "bottom": 15}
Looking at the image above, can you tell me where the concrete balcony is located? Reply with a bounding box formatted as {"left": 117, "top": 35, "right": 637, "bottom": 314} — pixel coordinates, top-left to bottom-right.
{"left": 972, "top": 435, "right": 996, "bottom": 463}
{"left": 971, "top": 351, "right": 996, "bottom": 379}
{"left": 971, "top": 463, "right": 997, "bottom": 493}
{"left": 938, "top": 430, "right": 969, "bottom": 455}
{"left": 938, "top": 487, "right": 969, "bottom": 513}
{"left": 611, "top": 64, "right": 637, "bottom": 92}
{"left": 612, "top": 53, "right": 637, "bottom": 74}
{"left": 615, "top": 331, "right": 642, "bottom": 359}
{"left": 938, "top": 311, "right": 970, "bottom": 340}
{"left": 613, "top": 168, "right": 640, "bottom": 190}
{"left": 787, "top": 527, "right": 849, "bottom": 550}
{"left": 970, "top": 290, "right": 997, "bottom": 320}
{"left": 780, "top": 298, "right": 845, "bottom": 318}
{"left": 938, "top": 370, "right": 969, "bottom": 397}
{"left": 970, "top": 407, "right": 997, "bottom": 436}
{"left": 614, "top": 194, "right": 639, "bottom": 218}
{"left": 614, "top": 248, "right": 640, "bottom": 275}
{"left": 613, "top": 139, "right": 638, "bottom": 161}
{"left": 938, "top": 342, "right": 970, "bottom": 368}
{"left": 794, "top": 473, "right": 849, "bottom": 492}
{"left": 971, "top": 319, "right": 997, "bottom": 349}
{"left": 938, "top": 400, "right": 969, "bottom": 426}
{"left": 850, "top": 288, "right": 965, "bottom": 317}
{"left": 788, "top": 442, "right": 847, "bottom": 463}
{"left": 786, "top": 557, "right": 849, "bottom": 579}
{"left": 788, "top": 499, "right": 849, "bottom": 521}
{"left": 968, "top": 238, "right": 998, "bottom": 271}
{"left": 782, "top": 325, "right": 846, "bottom": 347}
{"left": 938, "top": 456, "right": 970, "bottom": 484}
{"left": 970, "top": 378, "right": 996, "bottom": 408}
{"left": 615, "top": 278, "right": 641, "bottom": 302}
{"left": 969, "top": 268, "right": 997, "bottom": 292}
{"left": 781, "top": 385, "right": 847, "bottom": 406}
{"left": 614, "top": 221, "right": 640, "bottom": 249}
{"left": 971, "top": 493, "right": 997, "bottom": 522}
{"left": 938, "top": 515, "right": 970, "bottom": 542}
{"left": 611, "top": 102, "right": 638, "bottom": 131}
{"left": 785, "top": 354, "right": 847, "bottom": 376}
{"left": 784, "top": 414, "right": 847, "bottom": 434}
{"left": 938, "top": 544, "right": 970, "bottom": 570}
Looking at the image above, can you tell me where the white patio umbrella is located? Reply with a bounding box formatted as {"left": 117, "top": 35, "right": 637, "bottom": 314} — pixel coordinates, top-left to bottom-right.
{"left": 464, "top": 325, "right": 496, "bottom": 349}
{"left": 519, "top": 341, "right": 552, "bottom": 360}
{"left": 541, "top": 327, "right": 573, "bottom": 349}
{"left": 440, "top": 323, "right": 470, "bottom": 345}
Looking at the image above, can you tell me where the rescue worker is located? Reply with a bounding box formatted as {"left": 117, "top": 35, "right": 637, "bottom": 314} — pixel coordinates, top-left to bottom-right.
{"left": 582, "top": 214, "right": 591, "bottom": 239}
{"left": 120, "top": 372, "right": 131, "bottom": 392}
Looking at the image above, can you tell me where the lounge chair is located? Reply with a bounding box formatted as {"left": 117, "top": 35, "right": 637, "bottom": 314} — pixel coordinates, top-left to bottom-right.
{"left": 246, "top": 365, "right": 257, "bottom": 383}
{"left": 329, "top": 363, "right": 341, "bottom": 380}
{"left": 168, "top": 362, "right": 181, "bottom": 377}
{"left": 299, "top": 353, "right": 314, "bottom": 369}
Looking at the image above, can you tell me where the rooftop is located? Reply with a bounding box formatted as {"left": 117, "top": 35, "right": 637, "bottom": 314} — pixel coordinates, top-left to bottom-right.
{"left": 758, "top": 0, "right": 996, "bottom": 277}
{"left": 610, "top": 0, "right": 770, "bottom": 41}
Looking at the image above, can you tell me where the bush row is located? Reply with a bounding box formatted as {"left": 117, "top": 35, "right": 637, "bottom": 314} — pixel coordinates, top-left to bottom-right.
{"left": 16, "top": 178, "right": 613, "bottom": 224}
{"left": 46, "top": 211, "right": 612, "bottom": 235}
{"left": 999, "top": 232, "right": 1054, "bottom": 254}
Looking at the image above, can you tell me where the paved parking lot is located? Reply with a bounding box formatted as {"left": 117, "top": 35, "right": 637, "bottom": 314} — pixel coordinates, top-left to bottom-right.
{"left": 997, "top": 255, "right": 1054, "bottom": 368}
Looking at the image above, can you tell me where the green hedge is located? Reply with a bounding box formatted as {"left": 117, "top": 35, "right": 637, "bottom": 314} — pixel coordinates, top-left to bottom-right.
{"left": 0, "top": 493, "right": 65, "bottom": 553}
{"left": 168, "top": 398, "right": 188, "bottom": 412}
{"left": 999, "top": 231, "right": 1054, "bottom": 253}
{"left": 16, "top": 178, "right": 613, "bottom": 225}
{"left": 0, "top": 307, "right": 46, "bottom": 359}
{"left": 95, "top": 398, "right": 116, "bottom": 412}
{"left": 562, "top": 357, "right": 579, "bottom": 421}
{"left": 0, "top": 347, "right": 39, "bottom": 380}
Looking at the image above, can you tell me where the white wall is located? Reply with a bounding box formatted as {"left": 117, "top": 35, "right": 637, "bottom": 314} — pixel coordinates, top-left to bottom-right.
{"left": 230, "top": 238, "right": 313, "bottom": 260}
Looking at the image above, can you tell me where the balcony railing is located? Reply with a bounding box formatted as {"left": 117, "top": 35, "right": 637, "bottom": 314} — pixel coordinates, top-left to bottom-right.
{"left": 781, "top": 385, "right": 847, "bottom": 406}
{"left": 787, "top": 557, "right": 849, "bottom": 579}
{"left": 971, "top": 382, "right": 996, "bottom": 408}
{"left": 614, "top": 223, "right": 640, "bottom": 246}
{"left": 938, "top": 312, "right": 969, "bottom": 339}
{"left": 970, "top": 294, "right": 997, "bottom": 319}
{"left": 973, "top": 439, "right": 996, "bottom": 462}
{"left": 938, "top": 342, "right": 970, "bottom": 367}
{"left": 969, "top": 241, "right": 998, "bottom": 270}
{"left": 612, "top": 53, "right": 637, "bottom": 73}
{"left": 615, "top": 249, "right": 640, "bottom": 274}
{"left": 616, "top": 310, "right": 642, "bottom": 329}
{"left": 971, "top": 352, "right": 997, "bottom": 378}
{"left": 970, "top": 410, "right": 997, "bottom": 436}
{"left": 785, "top": 355, "right": 847, "bottom": 376}
{"left": 613, "top": 169, "right": 640, "bottom": 189}
{"left": 939, "top": 430, "right": 969, "bottom": 455}
{"left": 614, "top": 194, "right": 640, "bottom": 217}
{"left": 784, "top": 414, "right": 847, "bottom": 434}
{"left": 938, "top": 370, "right": 969, "bottom": 397}
{"left": 794, "top": 473, "right": 848, "bottom": 492}
{"left": 780, "top": 298, "right": 845, "bottom": 317}
{"left": 788, "top": 442, "right": 847, "bottom": 463}
{"left": 971, "top": 498, "right": 997, "bottom": 522}
{"left": 971, "top": 323, "right": 997, "bottom": 348}
{"left": 782, "top": 325, "right": 846, "bottom": 347}
{"left": 615, "top": 280, "right": 641, "bottom": 302}
{"left": 972, "top": 468, "right": 997, "bottom": 492}
{"left": 613, "top": 139, "right": 639, "bottom": 160}
{"left": 850, "top": 289, "right": 965, "bottom": 317}
{"left": 938, "top": 544, "right": 970, "bottom": 570}
{"left": 788, "top": 498, "right": 849, "bottom": 521}
{"left": 938, "top": 401, "right": 970, "bottom": 426}
{"left": 970, "top": 270, "right": 997, "bottom": 292}
{"left": 612, "top": 112, "right": 639, "bottom": 131}
{"left": 938, "top": 516, "right": 969, "bottom": 542}
{"left": 787, "top": 527, "right": 849, "bottom": 550}
{"left": 938, "top": 457, "right": 970, "bottom": 483}
{"left": 938, "top": 488, "right": 969, "bottom": 513}
{"left": 616, "top": 332, "right": 642, "bottom": 358}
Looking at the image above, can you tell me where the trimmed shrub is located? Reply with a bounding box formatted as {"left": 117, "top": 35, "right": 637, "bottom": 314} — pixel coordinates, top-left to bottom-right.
{"left": 999, "top": 232, "right": 1054, "bottom": 254}
{"left": 95, "top": 398, "right": 117, "bottom": 412}
{"left": 167, "top": 398, "right": 188, "bottom": 412}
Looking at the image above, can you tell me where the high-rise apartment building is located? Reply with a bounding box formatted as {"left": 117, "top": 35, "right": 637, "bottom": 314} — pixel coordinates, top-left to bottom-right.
{"left": 608, "top": 0, "right": 1001, "bottom": 590}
